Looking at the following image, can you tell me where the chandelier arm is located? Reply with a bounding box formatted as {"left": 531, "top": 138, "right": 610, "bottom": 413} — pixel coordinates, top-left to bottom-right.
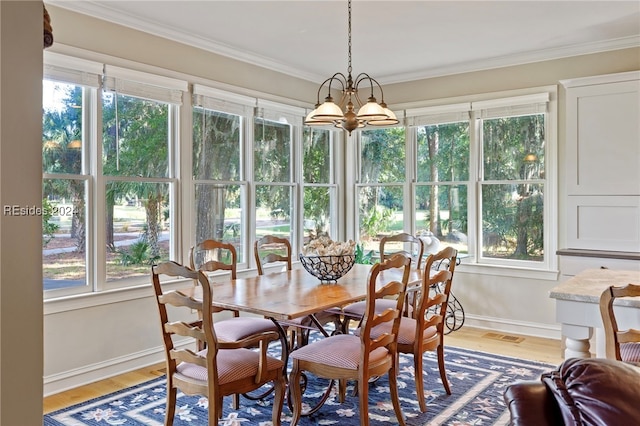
{"left": 316, "top": 73, "right": 346, "bottom": 102}
{"left": 354, "top": 73, "right": 385, "bottom": 100}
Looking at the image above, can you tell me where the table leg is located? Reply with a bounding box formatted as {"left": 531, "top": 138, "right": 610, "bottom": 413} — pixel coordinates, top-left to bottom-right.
{"left": 562, "top": 323, "right": 593, "bottom": 359}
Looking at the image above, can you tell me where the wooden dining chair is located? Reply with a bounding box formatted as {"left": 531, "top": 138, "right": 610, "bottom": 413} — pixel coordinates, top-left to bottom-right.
{"left": 368, "top": 246, "right": 457, "bottom": 412}
{"left": 189, "top": 239, "right": 281, "bottom": 341}
{"left": 190, "top": 239, "right": 286, "bottom": 407}
{"left": 254, "top": 234, "right": 292, "bottom": 275}
{"left": 288, "top": 253, "right": 411, "bottom": 426}
{"left": 340, "top": 233, "right": 424, "bottom": 332}
{"left": 599, "top": 283, "right": 640, "bottom": 364}
{"left": 151, "top": 261, "right": 285, "bottom": 426}
{"left": 380, "top": 232, "right": 425, "bottom": 270}
{"left": 254, "top": 234, "right": 340, "bottom": 348}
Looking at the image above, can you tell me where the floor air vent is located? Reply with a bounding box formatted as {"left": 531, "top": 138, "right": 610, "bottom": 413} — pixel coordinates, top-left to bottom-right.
{"left": 482, "top": 332, "right": 524, "bottom": 344}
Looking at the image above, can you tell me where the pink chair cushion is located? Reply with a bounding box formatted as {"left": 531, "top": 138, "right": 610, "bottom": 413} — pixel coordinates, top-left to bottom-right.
{"left": 290, "top": 334, "right": 388, "bottom": 370}
{"left": 175, "top": 348, "right": 283, "bottom": 385}
{"left": 342, "top": 299, "right": 404, "bottom": 317}
{"left": 365, "top": 316, "right": 438, "bottom": 345}
{"left": 621, "top": 342, "right": 640, "bottom": 363}
{"left": 214, "top": 317, "right": 279, "bottom": 341}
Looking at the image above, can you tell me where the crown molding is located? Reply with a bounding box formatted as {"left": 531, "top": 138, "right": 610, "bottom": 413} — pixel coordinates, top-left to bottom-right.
{"left": 48, "top": 1, "right": 640, "bottom": 86}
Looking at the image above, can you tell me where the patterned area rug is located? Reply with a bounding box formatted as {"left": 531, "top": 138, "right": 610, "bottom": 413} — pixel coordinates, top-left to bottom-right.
{"left": 44, "top": 345, "right": 556, "bottom": 426}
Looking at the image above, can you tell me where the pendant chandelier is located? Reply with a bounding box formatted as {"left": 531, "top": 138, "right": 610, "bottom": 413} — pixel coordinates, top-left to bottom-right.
{"left": 304, "top": 0, "right": 398, "bottom": 134}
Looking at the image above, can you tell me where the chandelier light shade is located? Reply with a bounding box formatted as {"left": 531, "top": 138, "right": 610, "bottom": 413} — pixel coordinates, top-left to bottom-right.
{"left": 304, "top": 0, "right": 399, "bottom": 134}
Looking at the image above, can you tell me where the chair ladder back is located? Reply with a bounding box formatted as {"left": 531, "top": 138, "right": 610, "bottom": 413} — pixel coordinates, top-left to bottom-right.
{"left": 416, "top": 248, "right": 457, "bottom": 317}
{"left": 190, "top": 239, "right": 238, "bottom": 279}
{"left": 152, "top": 261, "right": 220, "bottom": 384}
{"left": 600, "top": 283, "right": 640, "bottom": 361}
{"left": 151, "top": 260, "right": 285, "bottom": 425}
{"left": 360, "top": 253, "right": 411, "bottom": 354}
{"left": 254, "top": 235, "right": 292, "bottom": 275}
{"left": 380, "top": 233, "right": 425, "bottom": 270}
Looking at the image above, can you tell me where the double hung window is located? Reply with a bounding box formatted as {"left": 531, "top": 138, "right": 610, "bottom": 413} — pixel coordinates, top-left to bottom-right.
{"left": 356, "top": 127, "right": 406, "bottom": 252}
{"left": 302, "top": 127, "right": 337, "bottom": 242}
{"left": 253, "top": 102, "right": 298, "bottom": 252}
{"left": 43, "top": 54, "right": 186, "bottom": 297}
{"left": 360, "top": 89, "right": 555, "bottom": 271}
{"left": 192, "top": 86, "right": 251, "bottom": 264}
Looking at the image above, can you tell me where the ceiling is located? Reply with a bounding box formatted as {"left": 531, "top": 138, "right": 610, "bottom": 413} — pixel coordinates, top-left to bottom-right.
{"left": 48, "top": 1, "right": 640, "bottom": 84}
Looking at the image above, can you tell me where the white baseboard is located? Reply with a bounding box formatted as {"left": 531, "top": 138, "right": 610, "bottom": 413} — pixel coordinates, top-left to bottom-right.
{"left": 44, "top": 317, "right": 561, "bottom": 397}
{"left": 461, "top": 314, "right": 562, "bottom": 340}
{"left": 43, "top": 346, "right": 166, "bottom": 397}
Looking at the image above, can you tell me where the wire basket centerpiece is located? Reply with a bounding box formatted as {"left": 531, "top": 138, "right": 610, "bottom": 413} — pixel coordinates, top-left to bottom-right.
{"left": 299, "top": 237, "right": 356, "bottom": 283}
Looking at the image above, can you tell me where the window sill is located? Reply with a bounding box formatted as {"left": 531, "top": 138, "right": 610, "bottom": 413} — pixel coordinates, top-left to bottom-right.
{"left": 457, "top": 262, "right": 559, "bottom": 281}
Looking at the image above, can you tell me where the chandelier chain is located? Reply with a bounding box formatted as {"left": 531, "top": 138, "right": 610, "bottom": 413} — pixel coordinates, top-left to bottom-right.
{"left": 347, "top": 0, "right": 352, "bottom": 77}
{"left": 304, "top": 0, "right": 398, "bottom": 134}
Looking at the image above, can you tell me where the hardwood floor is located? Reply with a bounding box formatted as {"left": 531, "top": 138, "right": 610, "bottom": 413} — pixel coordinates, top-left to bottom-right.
{"left": 43, "top": 326, "right": 563, "bottom": 414}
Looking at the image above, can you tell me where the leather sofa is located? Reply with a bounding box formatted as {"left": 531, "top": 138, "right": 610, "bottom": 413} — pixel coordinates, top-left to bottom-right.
{"left": 503, "top": 357, "right": 640, "bottom": 425}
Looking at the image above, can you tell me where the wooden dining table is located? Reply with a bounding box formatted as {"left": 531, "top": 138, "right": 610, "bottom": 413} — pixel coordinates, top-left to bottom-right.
{"left": 177, "top": 262, "right": 423, "bottom": 415}
{"left": 180, "top": 263, "right": 423, "bottom": 322}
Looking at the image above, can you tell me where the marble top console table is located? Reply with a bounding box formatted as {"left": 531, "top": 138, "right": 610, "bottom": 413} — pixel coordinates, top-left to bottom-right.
{"left": 550, "top": 268, "right": 640, "bottom": 359}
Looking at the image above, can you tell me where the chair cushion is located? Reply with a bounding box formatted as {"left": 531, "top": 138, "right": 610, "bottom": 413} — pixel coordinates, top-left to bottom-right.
{"left": 176, "top": 348, "right": 283, "bottom": 385}
{"left": 541, "top": 357, "right": 640, "bottom": 425}
{"left": 365, "top": 316, "right": 438, "bottom": 345}
{"left": 290, "top": 334, "right": 388, "bottom": 370}
{"left": 620, "top": 342, "right": 640, "bottom": 364}
{"left": 343, "top": 299, "right": 408, "bottom": 317}
{"left": 214, "top": 317, "right": 279, "bottom": 342}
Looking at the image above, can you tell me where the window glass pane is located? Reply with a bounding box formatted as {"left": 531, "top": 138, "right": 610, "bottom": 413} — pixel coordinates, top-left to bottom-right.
{"left": 194, "top": 183, "right": 244, "bottom": 263}
{"left": 358, "top": 185, "right": 403, "bottom": 252}
{"left": 415, "top": 184, "right": 468, "bottom": 254}
{"left": 254, "top": 118, "right": 290, "bottom": 182}
{"left": 255, "top": 185, "right": 292, "bottom": 242}
{"left": 105, "top": 181, "right": 171, "bottom": 282}
{"left": 193, "top": 107, "right": 241, "bottom": 181}
{"left": 481, "top": 183, "right": 544, "bottom": 261}
{"left": 102, "top": 92, "right": 169, "bottom": 178}
{"left": 43, "top": 81, "right": 83, "bottom": 174}
{"left": 416, "top": 122, "right": 469, "bottom": 182}
{"left": 303, "top": 127, "right": 330, "bottom": 184}
{"left": 483, "top": 114, "right": 545, "bottom": 181}
{"left": 43, "top": 178, "right": 87, "bottom": 291}
{"left": 303, "top": 186, "right": 332, "bottom": 242}
{"left": 360, "top": 127, "right": 405, "bottom": 183}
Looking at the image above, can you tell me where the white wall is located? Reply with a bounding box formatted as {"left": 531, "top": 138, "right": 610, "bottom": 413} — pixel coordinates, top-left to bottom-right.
{"left": 42, "top": 5, "right": 640, "bottom": 395}
{"left": 0, "top": 1, "right": 44, "bottom": 423}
